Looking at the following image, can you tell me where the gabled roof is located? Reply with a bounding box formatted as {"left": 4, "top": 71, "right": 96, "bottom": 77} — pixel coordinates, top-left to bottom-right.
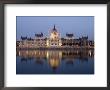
{"left": 82, "top": 36, "right": 88, "bottom": 39}
{"left": 27, "top": 37, "right": 34, "bottom": 41}
{"left": 21, "top": 36, "right": 27, "bottom": 40}
{"left": 66, "top": 33, "right": 74, "bottom": 37}
{"left": 35, "top": 32, "right": 43, "bottom": 37}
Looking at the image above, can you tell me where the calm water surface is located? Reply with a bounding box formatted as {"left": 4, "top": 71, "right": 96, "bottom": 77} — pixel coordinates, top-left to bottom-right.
{"left": 16, "top": 50, "right": 94, "bottom": 74}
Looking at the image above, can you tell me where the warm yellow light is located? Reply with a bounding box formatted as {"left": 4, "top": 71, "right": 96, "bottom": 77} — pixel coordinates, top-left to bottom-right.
{"left": 59, "top": 51, "right": 62, "bottom": 58}
{"left": 46, "top": 51, "right": 49, "bottom": 59}
{"left": 50, "top": 33, "right": 55, "bottom": 39}
{"left": 49, "top": 59, "right": 59, "bottom": 68}
{"left": 50, "top": 32, "right": 59, "bottom": 39}
{"left": 46, "top": 39, "right": 49, "bottom": 46}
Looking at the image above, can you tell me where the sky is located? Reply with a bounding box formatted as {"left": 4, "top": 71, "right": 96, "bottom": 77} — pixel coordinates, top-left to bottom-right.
{"left": 16, "top": 16, "right": 94, "bottom": 41}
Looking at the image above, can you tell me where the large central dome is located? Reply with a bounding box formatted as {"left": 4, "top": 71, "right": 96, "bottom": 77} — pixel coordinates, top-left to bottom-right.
{"left": 47, "top": 25, "right": 62, "bottom": 47}
{"left": 50, "top": 25, "right": 59, "bottom": 39}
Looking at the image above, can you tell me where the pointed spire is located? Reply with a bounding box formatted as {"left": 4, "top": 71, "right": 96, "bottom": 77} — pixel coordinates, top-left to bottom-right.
{"left": 52, "top": 24, "right": 57, "bottom": 32}
{"left": 53, "top": 24, "right": 56, "bottom": 30}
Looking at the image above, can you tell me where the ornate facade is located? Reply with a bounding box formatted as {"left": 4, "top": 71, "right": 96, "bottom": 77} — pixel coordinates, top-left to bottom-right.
{"left": 47, "top": 25, "right": 62, "bottom": 47}
{"left": 17, "top": 25, "right": 94, "bottom": 48}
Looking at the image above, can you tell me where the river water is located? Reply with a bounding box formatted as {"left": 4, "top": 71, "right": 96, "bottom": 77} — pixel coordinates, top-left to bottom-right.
{"left": 16, "top": 49, "right": 94, "bottom": 74}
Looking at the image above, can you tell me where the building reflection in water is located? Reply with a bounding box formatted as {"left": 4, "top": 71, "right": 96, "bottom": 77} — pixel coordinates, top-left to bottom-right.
{"left": 16, "top": 49, "right": 94, "bottom": 70}
{"left": 46, "top": 51, "right": 62, "bottom": 70}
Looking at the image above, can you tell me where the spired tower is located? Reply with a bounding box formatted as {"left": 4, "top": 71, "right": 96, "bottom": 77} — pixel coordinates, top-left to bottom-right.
{"left": 47, "top": 25, "right": 62, "bottom": 47}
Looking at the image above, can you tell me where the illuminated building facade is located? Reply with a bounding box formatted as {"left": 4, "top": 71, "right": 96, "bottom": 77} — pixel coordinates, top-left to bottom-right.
{"left": 47, "top": 25, "right": 62, "bottom": 47}
{"left": 17, "top": 25, "right": 94, "bottom": 48}
{"left": 34, "top": 33, "right": 47, "bottom": 47}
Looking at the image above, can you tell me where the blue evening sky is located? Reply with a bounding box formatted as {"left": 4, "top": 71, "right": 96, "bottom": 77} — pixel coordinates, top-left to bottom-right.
{"left": 16, "top": 16, "right": 94, "bottom": 41}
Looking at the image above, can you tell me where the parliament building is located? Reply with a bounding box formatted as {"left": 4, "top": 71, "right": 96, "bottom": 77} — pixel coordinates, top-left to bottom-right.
{"left": 17, "top": 25, "right": 94, "bottom": 49}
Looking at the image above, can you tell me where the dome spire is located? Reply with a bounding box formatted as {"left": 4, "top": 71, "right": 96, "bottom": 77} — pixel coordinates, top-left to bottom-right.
{"left": 53, "top": 24, "right": 56, "bottom": 30}
{"left": 52, "top": 24, "right": 57, "bottom": 32}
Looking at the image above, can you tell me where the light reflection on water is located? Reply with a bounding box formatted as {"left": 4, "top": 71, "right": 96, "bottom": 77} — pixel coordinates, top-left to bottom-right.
{"left": 16, "top": 50, "right": 94, "bottom": 74}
